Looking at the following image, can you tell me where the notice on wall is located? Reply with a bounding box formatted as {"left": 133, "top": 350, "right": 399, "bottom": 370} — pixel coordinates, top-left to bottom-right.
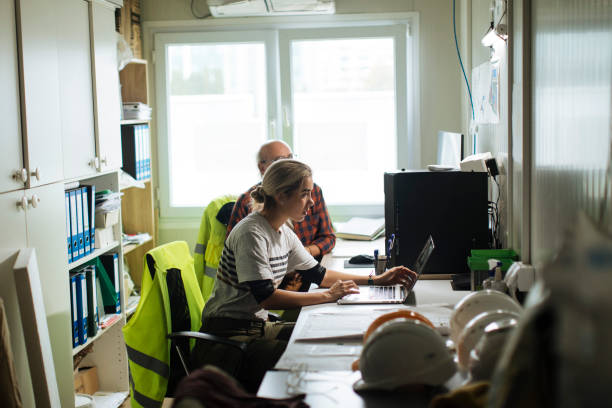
{"left": 472, "top": 61, "right": 500, "bottom": 124}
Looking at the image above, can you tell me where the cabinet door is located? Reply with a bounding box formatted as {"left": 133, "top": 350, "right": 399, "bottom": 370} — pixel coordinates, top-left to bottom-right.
{"left": 24, "top": 182, "right": 73, "bottom": 408}
{"left": 16, "top": 0, "right": 64, "bottom": 188}
{"left": 57, "top": 0, "right": 98, "bottom": 180}
{"left": 90, "top": 0, "right": 123, "bottom": 172}
{"left": 0, "top": 190, "right": 27, "bottom": 248}
{"left": 0, "top": 0, "right": 26, "bottom": 193}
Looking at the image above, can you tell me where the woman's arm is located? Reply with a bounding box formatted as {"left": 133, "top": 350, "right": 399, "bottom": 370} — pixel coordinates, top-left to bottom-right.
{"left": 319, "top": 266, "right": 418, "bottom": 288}
{"left": 260, "top": 280, "right": 359, "bottom": 310}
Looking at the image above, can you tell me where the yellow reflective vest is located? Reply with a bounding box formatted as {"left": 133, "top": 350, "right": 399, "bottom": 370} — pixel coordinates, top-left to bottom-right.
{"left": 194, "top": 195, "right": 236, "bottom": 300}
{"left": 123, "top": 241, "right": 204, "bottom": 408}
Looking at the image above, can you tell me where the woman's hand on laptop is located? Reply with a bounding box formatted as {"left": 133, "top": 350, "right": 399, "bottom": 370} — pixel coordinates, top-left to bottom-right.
{"left": 326, "top": 280, "right": 360, "bottom": 301}
{"left": 374, "top": 266, "right": 417, "bottom": 287}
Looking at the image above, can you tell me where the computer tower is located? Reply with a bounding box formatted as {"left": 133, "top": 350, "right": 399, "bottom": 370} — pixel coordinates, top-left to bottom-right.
{"left": 384, "top": 170, "right": 488, "bottom": 275}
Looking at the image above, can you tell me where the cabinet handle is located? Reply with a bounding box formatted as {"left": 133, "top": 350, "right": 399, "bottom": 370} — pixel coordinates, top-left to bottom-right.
{"left": 13, "top": 168, "right": 28, "bottom": 183}
{"left": 100, "top": 156, "right": 108, "bottom": 166}
{"left": 16, "top": 196, "right": 28, "bottom": 211}
{"left": 89, "top": 157, "right": 99, "bottom": 168}
{"left": 30, "top": 167, "right": 41, "bottom": 181}
{"left": 29, "top": 194, "right": 40, "bottom": 208}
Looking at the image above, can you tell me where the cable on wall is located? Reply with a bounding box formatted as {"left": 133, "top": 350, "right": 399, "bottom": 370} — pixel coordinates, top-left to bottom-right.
{"left": 453, "top": 0, "right": 475, "bottom": 122}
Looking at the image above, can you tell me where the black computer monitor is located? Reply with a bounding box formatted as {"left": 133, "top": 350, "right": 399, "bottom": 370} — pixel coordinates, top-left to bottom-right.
{"left": 384, "top": 170, "right": 488, "bottom": 275}
{"left": 437, "top": 131, "right": 464, "bottom": 168}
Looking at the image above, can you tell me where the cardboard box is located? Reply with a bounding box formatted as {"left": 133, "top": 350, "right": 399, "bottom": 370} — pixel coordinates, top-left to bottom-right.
{"left": 95, "top": 227, "right": 116, "bottom": 249}
{"left": 74, "top": 366, "right": 99, "bottom": 395}
{"left": 95, "top": 210, "right": 120, "bottom": 228}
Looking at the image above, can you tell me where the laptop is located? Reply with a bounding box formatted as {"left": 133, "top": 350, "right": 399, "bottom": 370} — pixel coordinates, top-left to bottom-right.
{"left": 337, "top": 235, "right": 435, "bottom": 305}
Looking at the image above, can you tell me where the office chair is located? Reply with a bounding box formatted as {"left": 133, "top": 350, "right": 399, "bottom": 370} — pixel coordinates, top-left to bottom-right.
{"left": 123, "top": 241, "right": 247, "bottom": 406}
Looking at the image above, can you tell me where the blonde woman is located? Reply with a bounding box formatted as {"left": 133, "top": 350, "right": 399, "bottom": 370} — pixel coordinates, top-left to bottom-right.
{"left": 193, "top": 159, "right": 416, "bottom": 392}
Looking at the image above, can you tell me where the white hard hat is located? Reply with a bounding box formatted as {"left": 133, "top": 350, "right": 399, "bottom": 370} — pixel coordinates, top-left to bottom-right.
{"left": 468, "top": 317, "right": 518, "bottom": 381}
{"left": 353, "top": 319, "right": 456, "bottom": 391}
{"left": 456, "top": 310, "right": 520, "bottom": 370}
{"left": 450, "top": 290, "right": 522, "bottom": 342}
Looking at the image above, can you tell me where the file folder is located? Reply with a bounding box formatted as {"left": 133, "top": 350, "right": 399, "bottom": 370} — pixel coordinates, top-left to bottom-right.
{"left": 85, "top": 266, "right": 98, "bottom": 337}
{"left": 121, "top": 124, "right": 151, "bottom": 180}
{"left": 81, "top": 187, "right": 91, "bottom": 255}
{"left": 86, "top": 184, "right": 96, "bottom": 249}
{"left": 75, "top": 272, "right": 88, "bottom": 345}
{"left": 100, "top": 253, "right": 121, "bottom": 313}
{"left": 144, "top": 125, "right": 151, "bottom": 178}
{"left": 69, "top": 190, "right": 80, "bottom": 261}
{"left": 94, "top": 257, "right": 119, "bottom": 315}
{"left": 76, "top": 188, "right": 85, "bottom": 258}
{"left": 136, "top": 125, "right": 142, "bottom": 180}
{"left": 65, "top": 191, "right": 72, "bottom": 263}
{"left": 70, "top": 274, "right": 78, "bottom": 347}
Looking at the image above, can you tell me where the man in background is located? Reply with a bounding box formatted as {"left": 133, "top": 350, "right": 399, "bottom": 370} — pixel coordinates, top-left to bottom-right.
{"left": 227, "top": 140, "right": 335, "bottom": 259}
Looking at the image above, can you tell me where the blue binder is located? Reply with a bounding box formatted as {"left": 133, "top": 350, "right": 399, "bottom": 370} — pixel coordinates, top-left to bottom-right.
{"left": 75, "top": 272, "right": 88, "bottom": 345}
{"left": 138, "top": 125, "right": 143, "bottom": 180}
{"left": 87, "top": 185, "right": 96, "bottom": 249}
{"left": 69, "top": 190, "right": 80, "bottom": 261}
{"left": 144, "top": 125, "right": 151, "bottom": 178}
{"left": 70, "top": 274, "right": 78, "bottom": 347}
{"left": 65, "top": 191, "right": 72, "bottom": 263}
{"left": 76, "top": 188, "right": 85, "bottom": 258}
{"left": 81, "top": 187, "right": 91, "bottom": 255}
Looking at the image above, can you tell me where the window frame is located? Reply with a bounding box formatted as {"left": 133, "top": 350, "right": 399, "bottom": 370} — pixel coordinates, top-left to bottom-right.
{"left": 153, "top": 13, "right": 420, "bottom": 220}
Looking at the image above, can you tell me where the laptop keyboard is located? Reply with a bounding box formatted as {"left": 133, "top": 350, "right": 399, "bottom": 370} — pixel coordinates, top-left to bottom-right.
{"left": 370, "top": 285, "right": 405, "bottom": 300}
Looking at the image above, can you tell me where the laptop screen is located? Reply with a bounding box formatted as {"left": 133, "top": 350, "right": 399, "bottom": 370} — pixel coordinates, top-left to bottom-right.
{"left": 413, "top": 235, "right": 435, "bottom": 276}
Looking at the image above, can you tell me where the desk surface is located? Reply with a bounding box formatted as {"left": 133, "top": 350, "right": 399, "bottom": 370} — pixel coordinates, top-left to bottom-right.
{"left": 257, "top": 239, "right": 470, "bottom": 407}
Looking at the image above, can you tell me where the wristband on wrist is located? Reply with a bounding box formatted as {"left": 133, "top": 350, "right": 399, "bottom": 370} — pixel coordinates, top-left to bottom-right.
{"left": 368, "top": 273, "right": 374, "bottom": 286}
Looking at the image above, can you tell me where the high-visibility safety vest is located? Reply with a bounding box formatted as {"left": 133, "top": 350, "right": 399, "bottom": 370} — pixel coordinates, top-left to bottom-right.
{"left": 194, "top": 195, "right": 236, "bottom": 300}
{"left": 123, "top": 241, "right": 205, "bottom": 408}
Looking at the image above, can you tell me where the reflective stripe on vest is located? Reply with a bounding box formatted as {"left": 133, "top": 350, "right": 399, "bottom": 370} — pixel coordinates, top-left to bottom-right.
{"left": 204, "top": 265, "right": 217, "bottom": 279}
{"left": 129, "top": 367, "right": 163, "bottom": 408}
{"left": 126, "top": 344, "right": 169, "bottom": 379}
{"left": 194, "top": 243, "right": 205, "bottom": 255}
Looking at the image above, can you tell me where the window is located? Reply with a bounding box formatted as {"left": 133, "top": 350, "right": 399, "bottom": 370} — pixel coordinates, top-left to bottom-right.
{"left": 155, "top": 17, "right": 417, "bottom": 218}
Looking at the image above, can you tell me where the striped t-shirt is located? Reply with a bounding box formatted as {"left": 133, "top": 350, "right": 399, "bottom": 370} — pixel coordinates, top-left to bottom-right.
{"left": 203, "top": 211, "right": 317, "bottom": 321}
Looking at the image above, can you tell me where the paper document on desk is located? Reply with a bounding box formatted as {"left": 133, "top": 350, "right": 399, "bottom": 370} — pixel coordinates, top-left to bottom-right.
{"left": 275, "top": 343, "right": 363, "bottom": 371}
{"left": 293, "top": 311, "right": 382, "bottom": 342}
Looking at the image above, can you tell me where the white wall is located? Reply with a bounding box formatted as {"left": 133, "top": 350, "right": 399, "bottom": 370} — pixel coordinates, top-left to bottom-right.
{"left": 141, "top": 0, "right": 467, "bottom": 249}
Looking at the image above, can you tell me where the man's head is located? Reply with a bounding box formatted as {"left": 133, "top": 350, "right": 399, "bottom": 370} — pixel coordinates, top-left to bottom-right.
{"left": 256, "top": 140, "right": 293, "bottom": 176}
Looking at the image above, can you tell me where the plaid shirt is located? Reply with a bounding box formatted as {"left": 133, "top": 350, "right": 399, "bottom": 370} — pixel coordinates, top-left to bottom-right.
{"left": 227, "top": 183, "right": 336, "bottom": 255}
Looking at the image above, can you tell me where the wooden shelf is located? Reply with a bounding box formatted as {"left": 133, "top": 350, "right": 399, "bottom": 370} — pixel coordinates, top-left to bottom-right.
{"left": 72, "top": 314, "right": 123, "bottom": 356}
{"left": 68, "top": 241, "right": 121, "bottom": 270}
{"left": 122, "top": 237, "right": 153, "bottom": 255}
{"left": 120, "top": 178, "right": 151, "bottom": 192}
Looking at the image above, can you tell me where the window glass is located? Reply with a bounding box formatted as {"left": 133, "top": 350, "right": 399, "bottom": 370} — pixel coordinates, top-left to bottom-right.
{"left": 290, "top": 38, "right": 396, "bottom": 205}
{"left": 167, "top": 43, "right": 267, "bottom": 206}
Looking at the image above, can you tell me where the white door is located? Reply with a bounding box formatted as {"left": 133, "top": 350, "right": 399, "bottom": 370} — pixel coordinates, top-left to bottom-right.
{"left": 0, "top": 0, "right": 26, "bottom": 193}
{"left": 90, "top": 0, "right": 122, "bottom": 172}
{"left": 57, "top": 0, "right": 98, "bottom": 180}
{"left": 24, "top": 182, "right": 73, "bottom": 408}
{"left": 17, "top": 0, "right": 64, "bottom": 188}
{"left": 0, "top": 190, "right": 27, "bottom": 248}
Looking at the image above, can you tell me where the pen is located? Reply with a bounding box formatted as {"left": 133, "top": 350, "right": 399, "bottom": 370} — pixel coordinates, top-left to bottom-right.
{"left": 374, "top": 249, "right": 378, "bottom": 265}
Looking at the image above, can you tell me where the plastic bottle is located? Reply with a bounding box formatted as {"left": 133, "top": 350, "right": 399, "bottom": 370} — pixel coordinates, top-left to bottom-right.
{"left": 482, "top": 259, "right": 499, "bottom": 290}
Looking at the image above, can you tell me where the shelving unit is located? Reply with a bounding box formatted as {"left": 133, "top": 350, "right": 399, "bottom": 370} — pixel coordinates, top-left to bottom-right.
{"left": 119, "top": 59, "right": 156, "bottom": 290}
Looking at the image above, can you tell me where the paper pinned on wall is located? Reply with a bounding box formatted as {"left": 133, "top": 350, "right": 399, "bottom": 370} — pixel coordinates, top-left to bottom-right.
{"left": 472, "top": 61, "right": 500, "bottom": 124}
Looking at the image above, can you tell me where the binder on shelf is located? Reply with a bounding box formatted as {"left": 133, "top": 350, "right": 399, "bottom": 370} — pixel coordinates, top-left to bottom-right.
{"left": 65, "top": 191, "right": 72, "bottom": 263}
{"left": 100, "top": 253, "right": 121, "bottom": 314}
{"left": 85, "top": 184, "right": 96, "bottom": 249}
{"left": 74, "top": 272, "right": 88, "bottom": 345}
{"left": 137, "top": 125, "right": 142, "bottom": 180}
{"left": 85, "top": 266, "right": 99, "bottom": 337}
{"left": 76, "top": 188, "right": 85, "bottom": 258}
{"left": 94, "top": 257, "right": 119, "bottom": 314}
{"left": 81, "top": 187, "right": 91, "bottom": 255}
{"left": 145, "top": 125, "right": 151, "bottom": 178}
{"left": 95, "top": 274, "right": 106, "bottom": 323}
{"left": 121, "top": 123, "right": 151, "bottom": 181}
{"left": 70, "top": 274, "right": 78, "bottom": 347}
{"left": 69, "top": 190, "right": 80, "bottom": 261}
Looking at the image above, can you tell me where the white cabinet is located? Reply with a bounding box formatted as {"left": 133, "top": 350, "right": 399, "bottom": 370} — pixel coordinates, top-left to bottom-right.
{"left": 57, "top": 0, "right": 98, "bottom": 180}
{"left": 0, "top": 190, "right": 27, "bottom": 248}
{"left": 0, "top": 0, "right": 26, "bottom": 194}
{"left": 16, "top": 0, "right": 64, "bottom": 188}
{"left": 24, "top": 182, "right": 73, "bottom": 408}
{"left": 90, "top": 0, "right": 123, "bottom": 172}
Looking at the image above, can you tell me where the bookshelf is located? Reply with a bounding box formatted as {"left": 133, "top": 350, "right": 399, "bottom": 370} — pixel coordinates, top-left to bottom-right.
{"left": 119, "top": 58, "right": 156, "bottom": 290}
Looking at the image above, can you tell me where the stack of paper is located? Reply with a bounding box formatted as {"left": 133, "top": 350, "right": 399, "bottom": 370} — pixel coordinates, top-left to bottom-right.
{"left": 95, "top": 190, "right": 123, "bottom": 213}
{"left": 333, "top": 217, "right": 385, "bottom": 241}
{"left": 122, "top": 102, "right": 152, "bottom": 120}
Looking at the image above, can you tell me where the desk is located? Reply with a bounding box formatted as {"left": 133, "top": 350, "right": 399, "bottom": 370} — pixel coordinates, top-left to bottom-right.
{"left": 257, "top": 239, "right": 469, "bottom": 407}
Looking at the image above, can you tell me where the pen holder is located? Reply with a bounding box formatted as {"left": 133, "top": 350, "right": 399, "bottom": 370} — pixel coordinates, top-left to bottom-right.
{"left": 375, "top": 255, "right": 387, "bottom": 276}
